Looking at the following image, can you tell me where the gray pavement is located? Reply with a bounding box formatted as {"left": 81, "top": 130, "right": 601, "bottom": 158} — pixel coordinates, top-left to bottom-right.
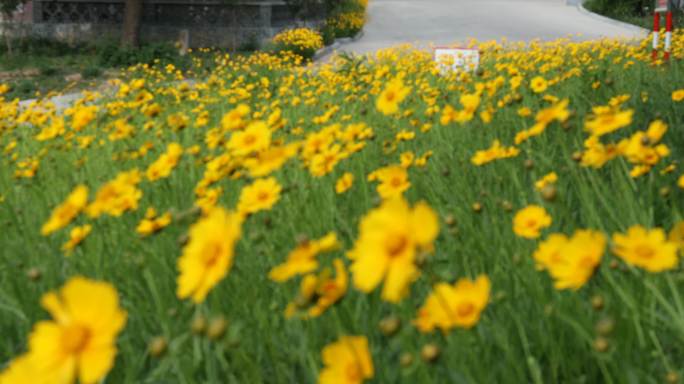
{"left": 334, "top": 0, "right": 648, "bottom": 56}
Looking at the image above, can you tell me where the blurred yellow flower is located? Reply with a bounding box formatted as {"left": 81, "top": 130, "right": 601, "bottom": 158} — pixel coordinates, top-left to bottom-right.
{"left": 612, "top": 225, "right": 679, "bottom": 273}
{"left": 673, "top": 89, "right": 684, "bottom": 102}
{"left": 269, "top": 232, "right": 340, "bottom": 282}
{"left": 86, "top": 170, "right": 142, "bottom": 218}
{"left": 27, "top": 277, "right": 127, "bottom": 384}
{"left": 513, "top": 205, "right": 552, "bottom": 239}
{"left": 237, "top": 177, "right": 282, "bottom": 215}
{"left": 542, "top": 230, "right": 606, "bottom": 290}
{"left": 375, "top": 165, "right": 410, "bottom": 199}
{"left": 335, "top": 172, "right": 354, "bottom": 194}
{"left": 285, "top": 258, "right": 348, "bottom": 318}
{"left": 535, "top": 172, "right": 558, "bottom": 191}
{"left": 146, "top": 143, "right": 183, "bottom": 181}
{"left": 530, "top": 76, "right": 548, "bottom": 93}
{"left": 177, "top": 207, "right": 243, "bottom": 303}
{"left": 41, "top": 185, "right": 89, "bottom": 236}
{"left": 62, "top": 224, "right": 92, "bottom": 254}
{"left": 227, "top": 121, "right": 271, "bottom": 156}
{"left": 584, "top": 108, "right": 633, "bottom": 137}
{"left": 376, "top": 78, "right": 410, "bottom": 115}
{"left": 136, "top": 208, "right": 172, "bottom": 236}
{"left": 349, "top": 198, "right": 438, "bottom": 303}
{"left": 414, "top": 275, "right": 490, "bottom": 333}
{"left": 471, "top": 140, "right": 519, "bottom": 166}
{"left": 318, "top": 336, "right": 373, "bottom": 384}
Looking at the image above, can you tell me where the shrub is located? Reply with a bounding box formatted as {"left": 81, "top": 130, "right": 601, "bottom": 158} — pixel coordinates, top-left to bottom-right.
{"left": 96, "top": 41, "right": 186, "bottom": 68}
{"left": 325, "top": 10, "right": 365, "bottom": 38}
{"left": 82, "top": 66, "right": 103, "bottom": 79}
{"left": 272, "top": 28, "right": 324, "bottom": 60}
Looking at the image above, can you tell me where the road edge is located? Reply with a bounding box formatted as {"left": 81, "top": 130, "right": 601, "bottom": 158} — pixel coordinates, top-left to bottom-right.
{"left": 313, "top": 30, "right": 365, "bottom": 62}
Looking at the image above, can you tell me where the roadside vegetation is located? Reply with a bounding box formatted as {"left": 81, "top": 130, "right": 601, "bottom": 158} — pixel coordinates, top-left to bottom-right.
{"left": 585, "top": 0, "right": 683, "bottom": 28}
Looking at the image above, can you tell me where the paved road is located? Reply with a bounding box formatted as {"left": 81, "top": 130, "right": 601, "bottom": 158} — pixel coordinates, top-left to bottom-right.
{"left": 336, "top": 0, "right": 647, "bottom": 55}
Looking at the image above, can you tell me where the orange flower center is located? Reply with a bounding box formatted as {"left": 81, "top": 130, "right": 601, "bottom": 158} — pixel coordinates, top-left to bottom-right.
{"left": 346, "top": 362, "right": 362, "bottom": 381}
{"left": 205, "top": 242, "right": 225, "bottom": 267}
{"left": 456, "top": 302, "right": 475, "bottom": 318}
{"left": 579, "top": 255, "right": 596, "bottom": 269}
{"left": 635, "top": 244, "right": 655, "bottom": 259}
{"left": 385, "top": 90, "right": 396, "bottom": 102}
{"left": 525, "top": 219, "right": 538, "bottom": 228}
{"left": 243, "top": 134, "right": 257, "bottom": 146}
{"left": 61, "top": 324, "right": 91, "bottom": 355}
{"left": 386, "top": 234, "right": 408, "bottom": 258}
{"left": 390, "top": 177, "right": 403, "bottom": 188}
{"left": 257, "top": 191, "right": 271, "bottom": 202}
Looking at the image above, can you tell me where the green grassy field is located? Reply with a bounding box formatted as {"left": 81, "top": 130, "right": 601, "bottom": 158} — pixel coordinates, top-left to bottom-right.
{"left": 1, "top": 31, "right": 684, "bottom": 383}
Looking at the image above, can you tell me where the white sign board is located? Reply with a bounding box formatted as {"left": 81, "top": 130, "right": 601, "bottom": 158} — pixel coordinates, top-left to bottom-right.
{"left": 434, "top": 47, "right": 480, "bottom": 74}
{"left": 655, "top": 0, "right": 669, "bottom": 12}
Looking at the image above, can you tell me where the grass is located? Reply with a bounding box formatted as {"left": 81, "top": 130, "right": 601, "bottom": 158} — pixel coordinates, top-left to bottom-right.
{"left": 0, "top": 31, "right": 684, "bottom": 383}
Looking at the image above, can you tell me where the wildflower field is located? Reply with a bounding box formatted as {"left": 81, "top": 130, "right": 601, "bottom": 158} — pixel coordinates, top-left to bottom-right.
{"left": 1, "top": 29, "right": 684, "bottom": 383}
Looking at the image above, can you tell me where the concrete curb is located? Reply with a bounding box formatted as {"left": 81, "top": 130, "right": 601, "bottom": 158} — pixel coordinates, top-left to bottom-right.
{"left": 571, "top": 0, "right": 650, "bottom": 34}
{"left": 313, "top": 30, "right": 365, "bottom": 61}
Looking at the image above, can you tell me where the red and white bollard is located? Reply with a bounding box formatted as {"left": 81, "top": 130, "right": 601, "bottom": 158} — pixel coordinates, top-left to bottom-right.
{"left": 653, "top": 12, "right": 660, "bottom": 60}
{"left": 664, "top": 10, "right": 673, "bottom": 60}
{"left": 652, "top": 0, "right": 675, "bottom": 62}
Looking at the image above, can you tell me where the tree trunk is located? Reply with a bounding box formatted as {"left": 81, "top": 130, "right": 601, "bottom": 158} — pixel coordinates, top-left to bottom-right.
{"left": 3, "top": 19, "right": 13, "bottom": 56}
{"left": 121, "top": 0, "right": 143, "bottom": 47}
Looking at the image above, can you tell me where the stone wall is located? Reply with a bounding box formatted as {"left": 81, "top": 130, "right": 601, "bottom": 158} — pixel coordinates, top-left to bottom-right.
{"left": 2, "top": 0, "right": 324, "bottom": 49}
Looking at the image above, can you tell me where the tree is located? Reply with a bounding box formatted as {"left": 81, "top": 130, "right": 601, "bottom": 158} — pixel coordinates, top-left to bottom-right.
{"left": 1, "top": 0, "right": 28, "bottom": 54}
{"left": 121, "top": 0, "right": 143, "bottom": 47}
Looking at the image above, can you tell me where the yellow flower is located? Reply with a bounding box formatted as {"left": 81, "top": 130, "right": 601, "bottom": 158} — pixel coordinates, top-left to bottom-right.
{"left": 136, "top": 208, "right": 172, "bottom": 237}
{"left": 243, "top": 144, "right": 297, "bottom": 177}
{"left": 415, "top": 274, "right": 490, "bottom": 333}
{"left": 335, "top": 172, "right": 354, "bottom": 194}
{"left": 530, "top": 76, "right": 548, "bottom": 93}
{"left": 86, "top": 170, "right": 142, "bottom": 218}
{"left": 584, "top": 108, "right": 633, "bottom": 137}
{"left": 669, "top": 221, "right": 684, "bottom": 250}
{"left": 237, "top": 177, "right": 282, "bottom": 215}
{"left": 678, "top": 175, "right": 684, "bottom": 189}
{"left": 534, "top": 172, "right": 558, "bottom": 191}
{"left": 269, "top": 232, "right": 340, "bottom": 282}
{"left": 318, "top": 336, "right": 373, "bottom": 384}
{"left": 612, "top": 225, "right": 679, "bottom": 273}
{"left": 542, "top": 230, "right": 606, "bottom": 290}
{"left": 348, "top": 198, "right": 438, "bottom": 303}
{"left": 221, "top": 104, "right": 251, "bottom": 131}
{"left": 227, "top": 121, "right": 271, "bottom": 156}
{"left": 533, "top": 233, "right": 569, "bottom": 271}
{"left": 513, "top": 205, "right": 552, "bottom": 239}
{"left": 0, "top": 354, "right": 35, "bottom": 384}
{"left": 284, "top": 258, "right": 348, "bottom": 319}
{"left": 71, "top": 106, "right": 98, "bottom": 131}
{"left": 145, "top": 143, "right": 183, "bottom": 181}
{"left": 376, "top": 78, "right": 411, "bottom": 115}
{"left": 26, "top": 277, "right": 127, "bottom": 384}
{"left": 62, "top": 225, "right": 92, "bottom": 254}
{"left": 580, "top": 135, "right": 619, "bottom": 168}
{"left": 375, "top": 165, "right": 410, "bottom": 199}
{"left": 41, "top": 185, "right": 89, "bottom": 236}
{"left": 517, "top": 107, "right": 532, "bottom": 117}
{"left": 471, "top": 140, "right": 519, "bottom": 166}
{"left": 177, "top": 207, "right": 243, "bottom": 303}
{"left": 672, "top": 89, "right": 684, "bottom": 102}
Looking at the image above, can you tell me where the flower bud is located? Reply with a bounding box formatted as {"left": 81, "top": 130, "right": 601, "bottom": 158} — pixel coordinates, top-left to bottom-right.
{"left": 420, "top": 343, "right": 440, "bottom": 362}
{"left": 148, "top": 336, "right": 168, "bottom": 358}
